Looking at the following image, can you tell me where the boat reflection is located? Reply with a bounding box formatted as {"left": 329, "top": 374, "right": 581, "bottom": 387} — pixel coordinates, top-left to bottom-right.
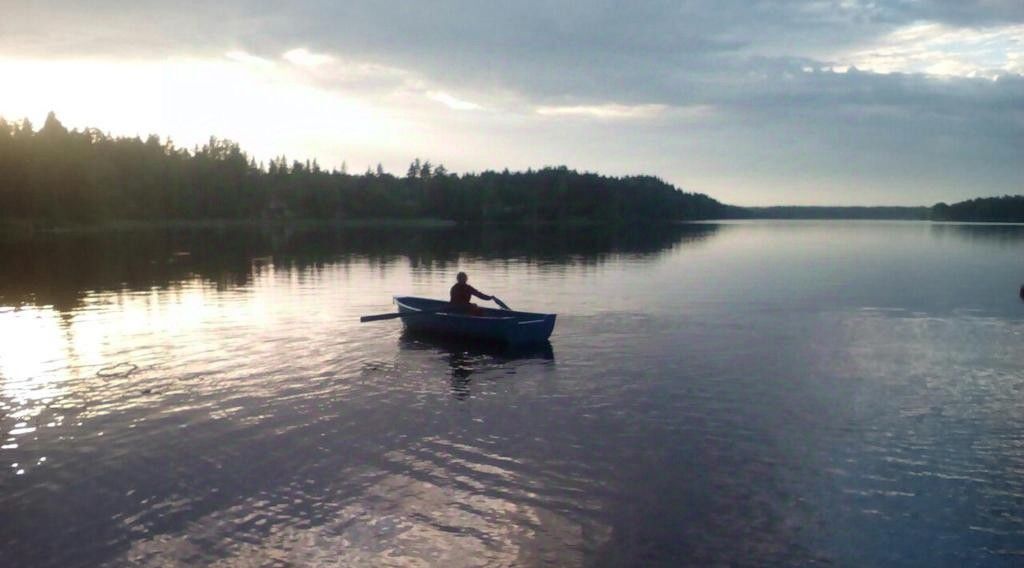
{"left": 398, "top": 331, "right": 554, "bottom": 400}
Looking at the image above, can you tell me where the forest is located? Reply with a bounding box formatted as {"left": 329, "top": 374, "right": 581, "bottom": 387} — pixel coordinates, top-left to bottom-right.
{"left": 0, "top": 113, "right": 737, "bottom": 227}
{"left": 929, "top": 196, "right": 1024, "bottom": 223}
{"left": 741, "top": 206, "right": 928, "bottom": 220}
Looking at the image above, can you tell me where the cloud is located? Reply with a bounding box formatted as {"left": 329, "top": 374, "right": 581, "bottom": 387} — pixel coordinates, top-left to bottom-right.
{"left": 225, "top": 50, "right": 275, "bottom": 68}
{"left": 282, "top": 48, "right": 333, "bottom": 67}
{"left": 426, "top": 91, "right": 482, "bottom": 111}
{"left": 535, "top": 103, "right": 667, "bottom": 120}
{"left": 836, "top": 22, "right": 1024, "bottom": 78}
{"left": 0, "top": 1, "right": 1021, "bottom": 204}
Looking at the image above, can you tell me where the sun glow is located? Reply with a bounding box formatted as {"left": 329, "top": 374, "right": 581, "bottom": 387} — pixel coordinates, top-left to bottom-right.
{"left": 0, "top": 53, "right": 405, "bottom": 166}
{"left": 0, "top": 307, "right": 70, "bottom": 422}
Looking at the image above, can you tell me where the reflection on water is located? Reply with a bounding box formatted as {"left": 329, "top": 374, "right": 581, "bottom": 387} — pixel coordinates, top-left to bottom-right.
{"left": 1, "top": 221, "right": 1022, "bottom": 566}
{"left": 929, "top": 221, "right": 1024, "bottom": 247}
{"left": 0, "top": 223, "right": 720, "bottom": 312}
{"left": 400, "top": 331, "right": 555, "bottom": 400}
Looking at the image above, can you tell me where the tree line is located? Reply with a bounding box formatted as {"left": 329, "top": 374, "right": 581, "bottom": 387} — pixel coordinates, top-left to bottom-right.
{"left": 740, "top": 206, "right": 928, "bottom": 220}
{"left": 930, "top": 196, "right": 1024, "bottom": 223}
{"left": 0, "top": 113, "right": 736, "bottom": 226}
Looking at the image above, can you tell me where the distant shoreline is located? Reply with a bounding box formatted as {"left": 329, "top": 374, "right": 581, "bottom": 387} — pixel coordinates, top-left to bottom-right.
{"left": 737, "top": 205, "right": 928, "bottom": 221}
{"left": 6, "top": 216, "right": 1024, "bottom": 240}
{"left": 3, "top": 114, "right": 1021, "bottom": 228}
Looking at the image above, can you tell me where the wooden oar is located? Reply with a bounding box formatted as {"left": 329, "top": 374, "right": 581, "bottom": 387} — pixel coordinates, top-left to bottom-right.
{"left": 492, "top": 296, "right": 512, "bottom": 310}
{"left": 360, "top": 307, "right": 445, "bottom": 322}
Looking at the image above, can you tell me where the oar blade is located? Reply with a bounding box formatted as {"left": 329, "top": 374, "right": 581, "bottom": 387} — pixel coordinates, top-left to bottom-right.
{"left": 360, "top": 312, "right": 402, "bottom": 322}
{"left": 360, "top": 306, "right": 445, "bottom": 322}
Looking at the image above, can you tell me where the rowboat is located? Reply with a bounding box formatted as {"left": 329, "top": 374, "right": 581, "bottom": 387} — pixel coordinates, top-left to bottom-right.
{"left": 393, "top": 296, "right": 556, "bottom": 344}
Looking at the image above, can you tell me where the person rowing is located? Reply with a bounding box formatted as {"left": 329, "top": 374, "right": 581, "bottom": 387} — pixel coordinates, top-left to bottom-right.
{"left": 357, "top": 276, "right": 512, "bottom": 322}
{"left": 449, "top": 271, "right": 493, "bottom": 315}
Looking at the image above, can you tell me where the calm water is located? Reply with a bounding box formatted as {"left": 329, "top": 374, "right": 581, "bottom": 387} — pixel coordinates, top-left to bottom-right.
{"left": 1, "top": 222, "right": 1022, "bottom": 567}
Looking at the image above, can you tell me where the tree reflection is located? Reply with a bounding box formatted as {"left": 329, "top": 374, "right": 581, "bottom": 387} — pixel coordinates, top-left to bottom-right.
{"left": 929, "top": 222, "right": 1024, "bottom": 247}
{"left": 0, "top": 224, "right": 722, "bottom": 311}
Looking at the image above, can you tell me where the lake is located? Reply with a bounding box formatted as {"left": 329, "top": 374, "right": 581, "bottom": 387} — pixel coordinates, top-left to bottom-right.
{"left": 1, "top": 221, "right": 1022, "bottom": 566}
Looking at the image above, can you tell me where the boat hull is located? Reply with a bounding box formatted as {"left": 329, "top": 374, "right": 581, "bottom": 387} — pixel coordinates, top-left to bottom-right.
{"left": 394, "top": 296, "right": 556, "bottom": 344}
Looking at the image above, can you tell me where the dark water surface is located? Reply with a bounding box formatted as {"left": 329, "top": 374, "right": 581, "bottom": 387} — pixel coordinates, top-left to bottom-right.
{"left": 1, "top": 222, "right": 1022, "bottom": 566}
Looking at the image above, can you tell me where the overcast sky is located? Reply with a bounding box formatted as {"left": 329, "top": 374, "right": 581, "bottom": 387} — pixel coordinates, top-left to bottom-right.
{"left": 1, "top": 1, "right": 1021, "bottom": 205}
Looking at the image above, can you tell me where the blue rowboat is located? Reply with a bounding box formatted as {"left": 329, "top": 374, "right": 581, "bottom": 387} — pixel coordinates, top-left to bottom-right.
{"left": 394, "top": 296, "right": 556, "bottom": 344}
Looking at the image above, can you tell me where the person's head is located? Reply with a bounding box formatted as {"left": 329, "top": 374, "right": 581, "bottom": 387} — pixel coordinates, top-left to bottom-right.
{"left": 457, "top": 271, "right": 468, "bottom": 283}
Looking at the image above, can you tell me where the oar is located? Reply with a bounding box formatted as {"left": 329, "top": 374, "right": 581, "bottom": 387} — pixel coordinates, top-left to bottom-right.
{"left": 360, "top": 307, "right": 445, "bottom": 323}
{"left": 492, "top": 296, "right": 511, "bottom": 310}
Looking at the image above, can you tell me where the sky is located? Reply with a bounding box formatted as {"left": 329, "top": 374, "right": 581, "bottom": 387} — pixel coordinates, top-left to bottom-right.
{"left": 0, "top": 1, "right": 1021, "bottom": 206}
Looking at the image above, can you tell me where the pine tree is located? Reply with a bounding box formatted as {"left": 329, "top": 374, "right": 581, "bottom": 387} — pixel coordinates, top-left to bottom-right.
{"left": 40, "top": 111, "right": 68, "bottom": 137}
{"left": 406, "top": 158, "right": 422, "bottom": 179}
